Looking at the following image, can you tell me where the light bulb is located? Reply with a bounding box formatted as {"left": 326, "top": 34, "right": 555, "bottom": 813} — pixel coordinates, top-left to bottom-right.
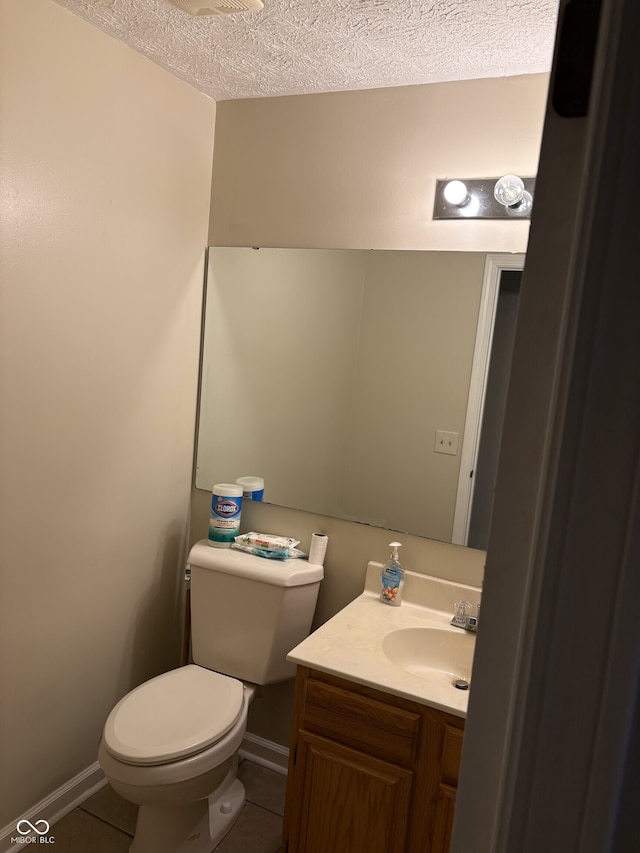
{"left": 506, "top": 190, "right": 533, "bottom": 217}
{"left": 494, "top": 175, "right": 525, "bottom": 207}
{"left": 443, "top": 180, "right": 470, "bottom": 207}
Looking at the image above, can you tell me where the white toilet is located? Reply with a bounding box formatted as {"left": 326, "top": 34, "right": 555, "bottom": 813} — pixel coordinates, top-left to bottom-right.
{"left": 98, "top": 542, "right": 323, "bottom": 853}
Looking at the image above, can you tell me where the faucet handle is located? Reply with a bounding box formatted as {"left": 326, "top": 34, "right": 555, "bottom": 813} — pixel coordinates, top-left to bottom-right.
{"left": 452, "top": 600, "right": 471, "bottom": 628}
{"left": 455, "top": 600, "right": 471, "bottom": 618}
{"left": 451, "top": 600, "right": 479, "bottom": 631}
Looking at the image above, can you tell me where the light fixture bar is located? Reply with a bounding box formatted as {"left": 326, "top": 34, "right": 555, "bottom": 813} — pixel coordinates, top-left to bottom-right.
{"left": 433, "top": 177, "right": 536, "bottom": 220}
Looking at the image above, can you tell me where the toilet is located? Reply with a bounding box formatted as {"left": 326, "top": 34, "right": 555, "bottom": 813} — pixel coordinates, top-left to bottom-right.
{"left": 98, "top": 541, "right": 323, "bottom": 853}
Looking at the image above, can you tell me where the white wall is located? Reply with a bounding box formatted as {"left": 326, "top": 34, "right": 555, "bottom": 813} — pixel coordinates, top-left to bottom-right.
{"left": 0, "top": 0, "right": 215, "bottom": 831}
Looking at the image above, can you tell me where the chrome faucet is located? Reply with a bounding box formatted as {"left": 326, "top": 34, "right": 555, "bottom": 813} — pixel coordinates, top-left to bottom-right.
{"left": 451, "top": 600, "right": 480, "bottom": 632}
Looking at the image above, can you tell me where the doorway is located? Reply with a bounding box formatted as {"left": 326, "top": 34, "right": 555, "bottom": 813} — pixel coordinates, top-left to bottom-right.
{"left": 452, "top": 254, "right": 524, "bottom": 547}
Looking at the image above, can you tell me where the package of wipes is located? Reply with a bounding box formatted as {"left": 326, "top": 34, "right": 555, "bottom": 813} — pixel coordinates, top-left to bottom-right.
{"left": 234, "top": 532, "right": 300, "bottom": 552}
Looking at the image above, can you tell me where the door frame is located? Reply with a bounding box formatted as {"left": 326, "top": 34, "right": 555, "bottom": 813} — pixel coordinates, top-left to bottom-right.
{"left": 451, "top": 1, "right": 640, "bottom": 851}
{"left": 451, "top": 252, "right": 525, "bottom": 546}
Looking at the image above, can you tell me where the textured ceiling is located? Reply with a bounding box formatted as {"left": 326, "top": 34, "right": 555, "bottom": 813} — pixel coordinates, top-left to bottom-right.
{"left": 52, "top": 0, "right": 559, "bottom": 101}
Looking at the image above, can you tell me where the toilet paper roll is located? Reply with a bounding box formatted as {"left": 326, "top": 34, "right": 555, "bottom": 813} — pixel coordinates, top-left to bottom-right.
{"left": 308, "top": 533, "right": 328, "bottom": 566}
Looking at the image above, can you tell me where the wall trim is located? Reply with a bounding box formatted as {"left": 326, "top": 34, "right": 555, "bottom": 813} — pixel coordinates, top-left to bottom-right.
{"left": 0, "top": 762, "right": 107, "bottom": 852}
{"left": 239, "top": 732, "right": 289, "bottom": 776}
{"left": 1, "top": 737, "right": 288, "bottom": 850}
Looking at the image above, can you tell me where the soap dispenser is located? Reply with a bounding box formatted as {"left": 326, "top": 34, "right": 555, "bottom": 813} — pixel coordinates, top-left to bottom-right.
{"left": 380, "top": 541, "right": 404, "bottom": 606}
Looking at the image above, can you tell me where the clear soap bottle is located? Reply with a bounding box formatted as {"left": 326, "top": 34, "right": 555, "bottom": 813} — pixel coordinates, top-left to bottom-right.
{"left": 380, "top": 541, "right": 404, "bottom": 606}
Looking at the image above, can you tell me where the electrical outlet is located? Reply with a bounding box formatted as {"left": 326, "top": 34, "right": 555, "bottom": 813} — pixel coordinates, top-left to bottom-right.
{"left": 434, "top": 430, "right": 459, "bottom": 455}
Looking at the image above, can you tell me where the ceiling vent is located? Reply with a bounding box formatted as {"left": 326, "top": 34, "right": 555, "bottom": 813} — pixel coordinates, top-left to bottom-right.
{"left": 168, "top": 0, "right": 264, "bottom": 15}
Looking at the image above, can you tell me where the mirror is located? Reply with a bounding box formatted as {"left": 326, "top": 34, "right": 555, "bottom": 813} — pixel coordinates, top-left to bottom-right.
{"left": 196, "top": 247, "right": 521, "bottom": 546}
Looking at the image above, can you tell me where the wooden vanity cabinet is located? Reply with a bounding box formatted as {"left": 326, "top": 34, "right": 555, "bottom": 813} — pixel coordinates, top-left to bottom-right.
{"left": 282, "top": 666, "right": 465, "bottom": 853}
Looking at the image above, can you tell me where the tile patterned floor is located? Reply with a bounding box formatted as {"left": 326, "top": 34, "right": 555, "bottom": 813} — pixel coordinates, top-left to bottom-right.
{"left": 50, "top": 759, "right": 285, "bottom": 852}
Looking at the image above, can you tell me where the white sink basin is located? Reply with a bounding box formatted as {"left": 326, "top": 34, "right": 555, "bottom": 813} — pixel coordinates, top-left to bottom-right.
{"left": 287, "top": 563, "right": 482, "bottom": 715}
{"left": 382, "top": 627, "right": 475, "bottom": 684}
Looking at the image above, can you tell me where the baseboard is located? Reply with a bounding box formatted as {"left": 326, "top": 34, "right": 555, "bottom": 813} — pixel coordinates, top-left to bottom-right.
{"left": 0, "top": 762, "right": 107, "bottom": 852}
{"left": 1, "top": 737, "right": 286, "bottom": 850}
{"left": 239, "top": 732, "right": 289, "bottom": 775}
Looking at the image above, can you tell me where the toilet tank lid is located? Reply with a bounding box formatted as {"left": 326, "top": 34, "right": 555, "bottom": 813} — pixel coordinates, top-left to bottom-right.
{"left": 188, "top": 541, "right": 324, "bottom": 586}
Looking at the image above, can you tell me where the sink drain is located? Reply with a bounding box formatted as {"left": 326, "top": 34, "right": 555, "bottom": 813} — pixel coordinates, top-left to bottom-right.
{"left": 454, "top": 678, "right": 470, "bottom": 690}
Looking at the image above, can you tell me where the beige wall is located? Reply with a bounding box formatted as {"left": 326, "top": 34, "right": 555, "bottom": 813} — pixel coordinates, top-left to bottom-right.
{"left": 0, "top": 0, "right": 215, "bottom": 831}
{"left": 209, "top": 74, "right": 548, "bottom": 251}
{"left": 342, "top": 250, "right": 486, "bottom": 540}
{"left": 202, "top": 74, "right": 547, "bottom": 744}
{"left": 197, "top": 248, "right": 366, "bottom": 510}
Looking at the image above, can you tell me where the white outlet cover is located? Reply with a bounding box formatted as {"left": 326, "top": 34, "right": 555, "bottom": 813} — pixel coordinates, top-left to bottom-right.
{"left": 434, "top": 430, "right": 459, "bottom": 455}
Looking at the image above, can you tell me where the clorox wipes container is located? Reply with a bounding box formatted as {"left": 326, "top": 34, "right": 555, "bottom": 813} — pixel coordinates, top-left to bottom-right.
{"left": 208, "top": 484, "right": 243, "bottom": 547}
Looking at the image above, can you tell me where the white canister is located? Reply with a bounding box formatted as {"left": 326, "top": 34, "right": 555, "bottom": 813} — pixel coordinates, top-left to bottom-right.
{"left": 236, "top": 476, "right": 265, "bottom": 502}
{"left": 208, "top": 484, "right": 243, "bottom": 547}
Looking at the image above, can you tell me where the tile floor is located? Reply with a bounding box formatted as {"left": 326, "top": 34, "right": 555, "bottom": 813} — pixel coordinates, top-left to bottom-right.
{"left": 50, "top": 759, "right": 286, "bottom": 852}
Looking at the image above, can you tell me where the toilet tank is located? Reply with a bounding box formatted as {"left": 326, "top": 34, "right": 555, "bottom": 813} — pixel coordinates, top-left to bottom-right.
{"left": 187, "top": 541, "right": 323, "bottom": 684}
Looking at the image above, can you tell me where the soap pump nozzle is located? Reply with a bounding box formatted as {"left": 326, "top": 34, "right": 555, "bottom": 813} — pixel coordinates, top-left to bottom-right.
{"left": 388, "top": 541, "right": 402, "bottom": 561}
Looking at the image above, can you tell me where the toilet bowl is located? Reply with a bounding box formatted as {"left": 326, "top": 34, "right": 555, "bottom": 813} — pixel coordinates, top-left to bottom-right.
{"left": 99, "top": 543, "right": 323, "bottom": 853}
{"left": 99, "top": 665, "right": 254, "bottom": 853}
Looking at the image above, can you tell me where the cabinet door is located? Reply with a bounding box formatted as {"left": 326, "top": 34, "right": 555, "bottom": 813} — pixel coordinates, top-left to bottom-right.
{"left": 290, "top": 732, "right": 413, "bottom": 853}
{"left": 431, "top": 783, "right": 457, "bottom": 853}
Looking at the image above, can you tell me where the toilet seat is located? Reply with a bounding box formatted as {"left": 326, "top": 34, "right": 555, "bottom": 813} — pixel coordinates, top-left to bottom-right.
{"left": 103, "top": 665, "right": 244, "bottom": 766}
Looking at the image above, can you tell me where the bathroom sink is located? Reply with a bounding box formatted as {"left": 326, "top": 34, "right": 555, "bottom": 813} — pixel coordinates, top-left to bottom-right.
{"left": 288, "top": 563, "right": 482, "bottom": 712}
{"left": 382, "top": 627, "right": 475, "bottom": 684}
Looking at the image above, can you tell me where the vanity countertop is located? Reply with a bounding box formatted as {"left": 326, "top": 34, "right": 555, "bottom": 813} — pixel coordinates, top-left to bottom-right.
{"left": 287, "top": 561, "right": 481, "bottom": 719}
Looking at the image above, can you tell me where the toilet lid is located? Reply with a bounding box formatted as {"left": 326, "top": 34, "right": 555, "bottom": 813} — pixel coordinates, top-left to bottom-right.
{"left": 103, "top": 665, "right": 245, "bottom": 766}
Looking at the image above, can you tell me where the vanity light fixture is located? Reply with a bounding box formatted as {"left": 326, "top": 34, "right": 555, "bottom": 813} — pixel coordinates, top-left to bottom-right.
{"left": 433, "top": 176, "right": 535, "bottom": 220}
